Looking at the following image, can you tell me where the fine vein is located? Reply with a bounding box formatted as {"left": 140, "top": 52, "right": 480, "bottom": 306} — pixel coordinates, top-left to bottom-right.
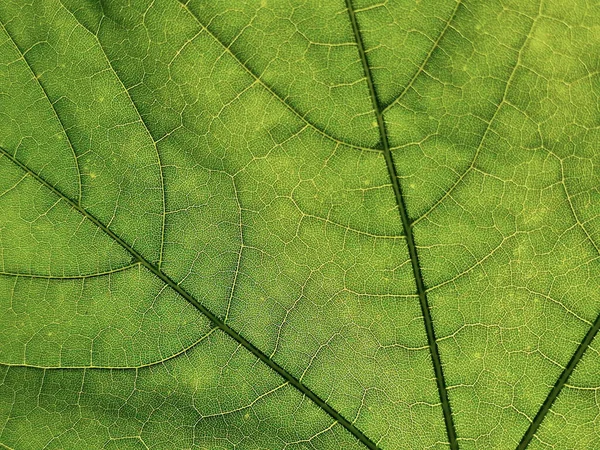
{"left": 0, "top": 146, "right": 379, "bottom": 450}
{"left": 518, "top": 157, "right": 600, "bottom": 448}
{"left": 344, "top": 1, "right": 458, "bottom": 448}
{"left": 381, "top": 0, "right": 462, "bottom": 113}
{"left": 0, "top": 19, "right": 83, "bottom": 204}
{"left": 517, "top": 312, "right": 600, "bottom": 449}
{"left": 176, "top": 0, "right": 377, "bottom": 153}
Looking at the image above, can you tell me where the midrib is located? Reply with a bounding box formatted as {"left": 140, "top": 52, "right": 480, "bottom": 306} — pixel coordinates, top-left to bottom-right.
{"left": 344, "top": 1, "right": 459, "bottom": 448}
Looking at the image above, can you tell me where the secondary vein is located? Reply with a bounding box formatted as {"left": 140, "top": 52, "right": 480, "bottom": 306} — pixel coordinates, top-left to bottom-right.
{"left": 344, "top": 1, "right": 459, "bottom": 448}
{"left": 518, "top": 156, "right": 600, "bottom": 448}
{"left": 0, "top": 146, "right": 379, "bottom": 450}
{"left": 517, "top": 313, "right": 600, "bottom": 449}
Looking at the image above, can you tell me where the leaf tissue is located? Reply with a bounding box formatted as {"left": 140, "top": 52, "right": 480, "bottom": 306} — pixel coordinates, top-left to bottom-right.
{"left": 0, "top": 0, "right": 599, "bottom": 449}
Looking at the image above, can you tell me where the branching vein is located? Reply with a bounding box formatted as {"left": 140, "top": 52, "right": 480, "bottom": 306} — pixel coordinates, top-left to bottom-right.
{"left": 344, "top": 1, "right": 458, "bottom": 448}
{"left": 0, "top": 145, "right": 378, "bottom": 450}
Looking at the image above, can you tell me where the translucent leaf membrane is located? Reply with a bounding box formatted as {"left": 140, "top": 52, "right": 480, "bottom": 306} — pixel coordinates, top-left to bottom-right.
{"left": 364, "top": 0, "right": 599, "bottom": 446}
{"left": 1, "top": 0, "right": 599, "bottom": 448}
{"left": 383, "top": 0, "right": 542, "bottom": 218}
{"left": 0, "top": 332, "right": 363, "bottom": 450}
{"left": 180, "top": 0, "right": 380, "bottom": 148}
{"left": 0, "top": 0, "right": 165, "bottom": 264}
{"left": 0, "top": 25, "right": 80, "bottom": 200}
{"left": 531, "top": 333, "right": 600, "bottom": 449}
{"left": 0, "top": 153, "right": 131, "bottom": 277}
{"left": 0, "top": 267, "right": 210, "bottom": 368}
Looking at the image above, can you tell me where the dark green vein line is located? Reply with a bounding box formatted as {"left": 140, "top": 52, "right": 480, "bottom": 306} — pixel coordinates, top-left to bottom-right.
{"left": 0, "top": 146, "right": 378, "bottom": 450}
{"left": 517, "top": 312, "right": 600, "bottom": 449}
{"left": 344, "top": 1, "right": 458, "bottom": 448}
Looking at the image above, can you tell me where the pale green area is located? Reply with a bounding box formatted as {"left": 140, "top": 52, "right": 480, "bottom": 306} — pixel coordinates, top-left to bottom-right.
{"left": 531, "top": 334, "right": 600, "bottom": 449}
{"left": 0, "top": 267, "right": 211, "bottom": 368}
{"left": 0, "top": 332, "right": 364, "bottom": 450}
{"left": 368, "top": 0, "right": 600, "bottom": 447}
{"left": 0, "top": 0, "right": 598, "bottom": 449}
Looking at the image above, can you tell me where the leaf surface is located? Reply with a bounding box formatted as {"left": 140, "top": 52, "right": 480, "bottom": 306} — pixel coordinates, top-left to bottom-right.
{"left": 0, "top": 0, "right": 599, "bottom": 449}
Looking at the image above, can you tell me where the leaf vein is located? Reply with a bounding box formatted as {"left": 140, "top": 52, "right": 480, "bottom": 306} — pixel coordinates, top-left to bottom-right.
{"left": 0, "top": 327, "right": 217, "bottom": 370}
{"left": 344, "top": 1, "right": 458, "bottom": 448}
{"left": 0, "top": 144, "right": 376, "bottom": 450}
{"left": 0, "top": 18, "right": 82, "bottom": 203}
{"left": 0, "top": 262, "right": 139, "bottom": 280}
{"left": 177, "top": 0, "right": 377, "bottom": 153}
{"left": 381, "top": 0, "right": 462, "bottom": 114}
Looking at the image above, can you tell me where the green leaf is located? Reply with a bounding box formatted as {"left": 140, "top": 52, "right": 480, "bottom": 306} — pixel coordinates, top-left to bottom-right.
{"left": 0, "top": 0, "right": 598, "bottom": 449}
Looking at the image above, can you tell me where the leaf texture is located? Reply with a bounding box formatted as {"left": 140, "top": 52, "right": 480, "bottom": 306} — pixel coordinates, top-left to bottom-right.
{"left": 0, "top": 0, "right": 599, "bottom": 449}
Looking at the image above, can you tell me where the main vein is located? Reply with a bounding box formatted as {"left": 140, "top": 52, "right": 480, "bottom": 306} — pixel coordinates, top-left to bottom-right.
{"left": 0, "top": 146, "right": 379, "bottom": 450}
{"left": 344, "top": 1, "right": 458, "bottom": 448}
